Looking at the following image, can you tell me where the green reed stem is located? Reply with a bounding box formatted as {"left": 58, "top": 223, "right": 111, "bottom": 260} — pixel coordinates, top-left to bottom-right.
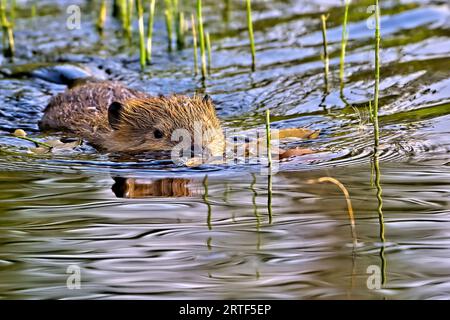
{"left": 246, "top": 0, "right": 256, "bottom": 71}
{"left": 320, "top": 14, "right": 329, "bottom": 94}
{"left": 223, "top": 0, "right": 231, "bottom": 26}
{"left": 13, "top": 135, "right": 52, "bottom": 149}
{"left": 191, "top": 13, "right": 198, "bottom": 75}
{"left": 206, "top": 31, "right": 212, "bottom": 73}
{"left": 372, "top": 0, "right": 385, "bottom": 286}
{"left": 197, "top": 0, "right": 207, "bottom": 80}
{"left": 0, "top": 0, "right": 6, "bottom": 25}
{"left": 267, "top": 171, "right": 273, "bottom": 224}
{"left": 173, "top": 0, "right": 184, "bottom": 50}
{"left": 146, "top": 0, "right": 156, "bottom": 64}
{"left": 164, "top": 9, "right": 173, "bottom": 52}
{"left": 172, "top": 0, "right": 178, "bottom": 15}
{"left": 125, "top": 0, "right": 133, "bottom": 43}
{"left": 340, "top": 0, "right": 350, "bottom": 92}
{"left": 164, "top": 0, "right": 173, "bottom": 51}
{"left": 96, "top": 0, "right": 107, "bottom": 35}
{"left": 136, "top": 0, "right": 146, "bottom": 70}
{"left": 0, "top": 0, "right": 14, "bottom": 57}
{"left": 374, "top": 149, "right": 386, "bottom": 285}
{"left": 31, "top": 2, "right": 36, "bottom": 18}
{"left": 250, "top": 173, "right": 260, "bottom": 230}
{"left": 112, "top": 0, "right": 121, "bottom": 18}
{"left": 265, "top": 109, "right": 272, "bottom": 168}
{"left": 373, "top": 0, "right": 380, "bottom": 145}
{"left": 119, "top": 0, "right": 126, "bottom": 29}
{"left": 203, "top": 175, "right": 212, "bottom": 230}
{"left": 10, "top": 0, "right": 16, "bottom": 23}
{"left": 176, "top": 11, "right": 185, "bottom": 50}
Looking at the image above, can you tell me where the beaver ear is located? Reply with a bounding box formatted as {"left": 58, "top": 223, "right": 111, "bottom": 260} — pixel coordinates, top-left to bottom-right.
{"left": 202, "top": 94, "right": 212, "bottom": 104}
{"left": 108, "top": 101, "right": 123, "bottom": 130}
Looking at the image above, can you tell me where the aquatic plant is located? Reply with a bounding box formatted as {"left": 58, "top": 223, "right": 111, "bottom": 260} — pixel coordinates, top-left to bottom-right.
{"left": 372, "top": 0, "right": 386, "bottom": 285}
{"left": 164, "top": 7, "right": 173, "bottom": 52}
{"left": 314, "top": 177, "right": 357, "bottom": 245}
{"left": 12, "top": 129, "right": 52, "bottom": 149}
{"left": 96, "top": 0, "right": 107, "bottom": 35}
{"left": 191, "top": 13, "right": 198, "bottom": 75}
{"left": 206, "top": 31, "right": 211, "bottom": 74}
{"left": 320, "top": 14, "right": 329, "bottom": 93}
{"left": 112, "top": 0, "right": 122, "bottom": 19}
{"left": 176, "top": 11, "right": 185, "bottom": 50}
{"left": 9, "top": 0, "right": 15, "bottom": 23}
{"left": 265, "top": 109, "right": 272, "bottom": 168}
{"left": 173, "top": 0, "right": 185, "bottom": 50}
{"left": 340, "top": 0, "right": 350, "bottom": 92}
{"left": 203, "top": 175, "right": 212, "bottom": 230}
{"left": 146, "top": 0, "right": 156, "bottom": 64}
{"left": 197, "top": 0, "right": 207, "bottom": 79}
{"left": 163, "top": 0, "right": 174, "bottom": 51}
{"left": 136, "top": 0, "right": 146, "bottom": 70}
{"left": 0, "top": 0, "right": 14, "bottom": 58}
{"left": 246, "top": 0, "right": 256, "bottom": 71}
{"left": 373, "top": 0, "right": 381, "bottom": 143}
{"left": 31, "top": 1, "right": 36, "bottom": 19}
{"left": 267, "top": 171, "right": 273, "bottom": 224}
{"left": 125, "top": 0, "right": 133, "bottom": 43}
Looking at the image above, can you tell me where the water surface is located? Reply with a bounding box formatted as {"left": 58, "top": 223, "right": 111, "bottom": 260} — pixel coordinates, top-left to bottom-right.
{"left": 0, "top": 0, "right": 449, "bottom": 299}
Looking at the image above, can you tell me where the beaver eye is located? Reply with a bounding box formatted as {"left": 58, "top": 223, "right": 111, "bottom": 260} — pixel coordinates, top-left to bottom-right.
{"left": 153, "top": 129, "right": 164, "bottom": 139}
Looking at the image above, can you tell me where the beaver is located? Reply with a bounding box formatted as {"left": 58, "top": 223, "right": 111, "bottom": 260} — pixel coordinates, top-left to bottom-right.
{"left": 31, "top": 65, "right": 225, "bottom": 158}
{"left": 6, "top": 64, "right": 318, "bottom": 163}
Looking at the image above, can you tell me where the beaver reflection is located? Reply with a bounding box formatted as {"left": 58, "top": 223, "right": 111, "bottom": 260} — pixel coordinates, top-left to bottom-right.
{"left": 112, "top": 177, "right": 195, "bottom": 198}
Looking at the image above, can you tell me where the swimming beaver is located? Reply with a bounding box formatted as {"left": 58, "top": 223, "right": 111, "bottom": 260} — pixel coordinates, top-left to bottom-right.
{"left": 34, "top": 65, "right": 225, "bottom": 157}
{"left": 7, "top": 63, "right": 317, "bottom": 162}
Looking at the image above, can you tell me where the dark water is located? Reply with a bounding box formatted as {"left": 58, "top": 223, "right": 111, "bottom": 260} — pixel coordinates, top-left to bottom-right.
{"left": 0, "top": 0, "right": 449, "bottom": 299}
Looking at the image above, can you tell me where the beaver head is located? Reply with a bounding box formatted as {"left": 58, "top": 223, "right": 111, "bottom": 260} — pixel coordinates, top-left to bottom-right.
{"left": 101, "top": 94, "right": 225, "bottom": 160}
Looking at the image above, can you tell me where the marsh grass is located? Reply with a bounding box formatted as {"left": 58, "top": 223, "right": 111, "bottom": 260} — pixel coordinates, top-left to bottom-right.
{"left": 136, "top": 0, "right": 146, "bottom": 70}
{"left": 146, "top": 0, "right": 156, "bottom": 64}
{"left": 12, "top": 130, "right": 52, "bottom": 149}
{"left": 206, "top": 31, "right": 211, "bottom": 74}
{"left": 203, "top": 175, "right": 212, "bottom": 230}
{"left": 31, "top": 1, "right": 36, "bottom": 19}
{"left": 118, "top": 0, "right": 133, "bottom": 43}
{"left": 9, "top": 0, "right": 15, "bottom": 23}
{"left": 125, "top": 0, "right": 133, "bottom": 43}
{"left": 113, "top": 0, "right": 121, "bottom": 18}
{"left": 164, "top": 9, "right": 173, "bottom": 52}
{"left": 316, "top": 177, "right": 357, "bottom": 245}
{"left": 267, "top": 172, "right": 273, "bottom": 224}
{"left": 0, "top": 0, "right": 15, "bottom": 58}
{"left": 265, "top": 109, "right": 272, "bottom": 168}
{"left": 191, "top": 13, "right": 198, "bottom": 75}
{"left": 320, "top": 14, "right": 329, "bottom": 93}
{"left": 175, "top": 11, "right": 185, "bottom": 50}
{"left": 373, "top": 0, "right": 381, "bottom": 144}
{"left": 246, "top": 0, "right": 256, "bottom": 71}
{"left": 340, "top": 0, "right": 350, "bottom": 93}
{"left": 96, "top": 0, "right": 107, "bottom": 35}
{"left": 175, "top": 1, "right": 186, "bottom": 51}
{"left": 223, "top": 0, "right": 231, "bottom": 26}
{"left": 372, "top": 0, "right": 386, "bottom": 284}
{"left": 197, "top": 0, "right": 207, "bottom": 79}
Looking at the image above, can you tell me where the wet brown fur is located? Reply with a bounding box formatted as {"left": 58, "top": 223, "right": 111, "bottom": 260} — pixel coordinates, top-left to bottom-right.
{"left": 40, "top": 81, "right": 224, "bottom": 154}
